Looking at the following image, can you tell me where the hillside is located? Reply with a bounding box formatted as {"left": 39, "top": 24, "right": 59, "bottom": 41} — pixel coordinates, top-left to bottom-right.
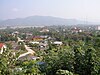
{"left": 0, "top": 16, "right": 91, "bottom": 26}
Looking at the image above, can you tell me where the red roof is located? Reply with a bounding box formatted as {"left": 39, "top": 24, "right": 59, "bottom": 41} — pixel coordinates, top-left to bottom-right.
{"left": 0, "top": 43, "right": 4, "bottom": 48}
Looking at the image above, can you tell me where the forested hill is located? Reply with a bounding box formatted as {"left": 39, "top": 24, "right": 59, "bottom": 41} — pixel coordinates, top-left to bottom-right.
{"left": 0, "top": 16, "right": 91, "bottom": 26}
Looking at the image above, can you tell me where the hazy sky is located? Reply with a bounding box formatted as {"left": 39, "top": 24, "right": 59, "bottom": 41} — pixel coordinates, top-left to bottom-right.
{"left": 0, "top": 0, "right": 100, "bottom": 22}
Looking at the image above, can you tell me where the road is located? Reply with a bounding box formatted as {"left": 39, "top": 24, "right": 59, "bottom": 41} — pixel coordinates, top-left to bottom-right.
{"left": 17, "top": 37, "right": 36, "bottom": 59}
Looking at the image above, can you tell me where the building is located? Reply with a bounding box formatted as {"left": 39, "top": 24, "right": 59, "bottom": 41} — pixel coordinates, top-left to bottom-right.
{"left": 71, "top": 27, "right": 82, "bottom": 33}
{"left": 12, "top": 31, "right": 19, "bottom": 37}
{"left": 29, "top": 41, "right": 39, "bottom": 44}
{"left": 40, "top": 28, "right": 49, "bottom": 32}
{"left": 39, "top": 42, "right": 48, "bottom": 50}
{"left": 32, "top": 36, "right": 44, "bottom": 41}
{"left": 96, "top": 26, "right": 100, "bottom": 30}
{"left": 0, "top": 43, "right": 7, "bottom": 54}
{"left": 53, "top": 41, "right": 63, "bottom": 45}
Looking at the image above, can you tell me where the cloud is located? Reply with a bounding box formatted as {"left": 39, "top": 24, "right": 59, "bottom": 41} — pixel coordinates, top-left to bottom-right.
{"left": 12, "top": 8, "right": 19, "bottom": 12}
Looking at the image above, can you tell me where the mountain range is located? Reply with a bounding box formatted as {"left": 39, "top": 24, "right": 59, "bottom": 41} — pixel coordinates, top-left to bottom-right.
{"left": 0, "top": 16, "right": 96, "bottom": 26}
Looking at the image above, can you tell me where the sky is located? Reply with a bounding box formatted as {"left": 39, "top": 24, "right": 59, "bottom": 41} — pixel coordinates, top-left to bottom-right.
{"left": 0, "top": 0, "right": 100, "bottom": 22}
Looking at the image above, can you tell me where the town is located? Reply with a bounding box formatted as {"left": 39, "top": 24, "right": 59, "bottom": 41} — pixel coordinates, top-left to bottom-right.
{"left": 0, "top": 25, "right": 100, "bottom": 75}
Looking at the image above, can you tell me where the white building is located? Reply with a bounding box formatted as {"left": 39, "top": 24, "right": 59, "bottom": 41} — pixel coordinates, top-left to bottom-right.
{"left": 53, "top": 41, "right": 63, "bottom": 45}
{"left": 96, "top": 26, "right": 100, "bottom": 30}
{"left": 29, "top": 41, "right": 39, "bottom": 44}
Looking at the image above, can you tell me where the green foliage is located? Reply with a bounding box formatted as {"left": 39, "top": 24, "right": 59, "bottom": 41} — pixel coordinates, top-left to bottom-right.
{"left": 0, "top": 27, "right": 100, "bottom": 75}
{"left": 56, "top": 69, "right": 73, "bottom": 75}
{"left": 0, "top": 49, "right": 18, "bottom": 75}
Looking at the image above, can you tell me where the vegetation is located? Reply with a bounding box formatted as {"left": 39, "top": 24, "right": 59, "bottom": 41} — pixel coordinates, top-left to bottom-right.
{"left": 0, "top": 26, "right": 100, "bottom": 75}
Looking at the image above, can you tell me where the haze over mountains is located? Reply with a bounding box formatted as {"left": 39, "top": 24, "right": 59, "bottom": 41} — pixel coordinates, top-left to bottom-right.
{"left": 0, "top": 16, "right": 97, "bottom": 26}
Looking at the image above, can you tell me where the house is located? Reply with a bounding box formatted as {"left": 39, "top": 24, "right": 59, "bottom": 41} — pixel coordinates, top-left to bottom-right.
{"left": 29, "top": 41, "right": 39, "bottom": 44}
{"left": 32, "top": 36, "right": 44, "bottom": 41}
{"left": 39, "top": 42, "right": 48, "bottom": 50}
{"left": 26, "top": 33, "right": 33, "bottom": 39}
{"left": 12, "top": 31, "right": 19, "bottom": 37}
{"left": 53, "top": 41, "right": 63, "bottom": 45}
{"left": 40, "top": 28, "right": 49, "bottom": 32}
{"left": 71, "top": 27, "right": 82, "bottom": 33}
{"left": 40, "top": 35, "right": 48, "bottom": 39}
{"left": 0, "top": 43, "right": 7, "bottom": 54}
